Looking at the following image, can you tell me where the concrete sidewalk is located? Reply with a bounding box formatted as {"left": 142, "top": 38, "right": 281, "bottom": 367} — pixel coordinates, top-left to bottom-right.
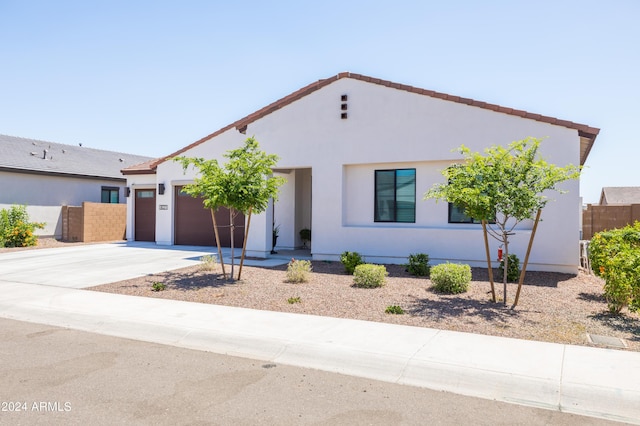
{"left": 0, "top": 243, "right": 639, "bottom": 424}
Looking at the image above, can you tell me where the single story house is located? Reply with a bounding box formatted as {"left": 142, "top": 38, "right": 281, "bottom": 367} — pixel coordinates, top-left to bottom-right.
{"left": 0, "top": 134, "right": 152, "bottom": 238}
{"left": 122, "top": 72, "right": 599, "bottom": 273}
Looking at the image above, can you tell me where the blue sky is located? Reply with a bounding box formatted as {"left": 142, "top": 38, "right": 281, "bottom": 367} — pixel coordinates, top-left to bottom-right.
{"left": 1, "top": 1, "right": 638, "bottom": 203}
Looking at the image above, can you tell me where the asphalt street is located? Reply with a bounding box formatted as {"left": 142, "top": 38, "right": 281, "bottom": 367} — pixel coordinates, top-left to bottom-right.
{"left": 0, "top": 318, "right": 626, "bottom": 426}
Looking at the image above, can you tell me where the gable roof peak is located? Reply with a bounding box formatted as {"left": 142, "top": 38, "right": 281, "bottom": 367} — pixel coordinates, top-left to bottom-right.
{"left": 126, "top": 72, "right": 599, "bottom": 174}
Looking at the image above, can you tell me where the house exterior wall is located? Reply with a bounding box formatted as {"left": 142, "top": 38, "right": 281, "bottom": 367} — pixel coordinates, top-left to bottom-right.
{"left": 132, "top": 78, "right": 583, "bottom": 273}
{"left": 274, "top": 171, "right": 296, "bottom": 250}
{"left": 0, "top": 171, "right": 127, "bottom": 238}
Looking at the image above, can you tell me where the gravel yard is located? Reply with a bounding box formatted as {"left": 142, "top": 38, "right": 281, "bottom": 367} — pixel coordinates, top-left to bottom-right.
{"left": 88, "top": 256, "right": 640, "bottom": 352}
{"left": 6, "top": 238, "right": 639, "bottom": 352}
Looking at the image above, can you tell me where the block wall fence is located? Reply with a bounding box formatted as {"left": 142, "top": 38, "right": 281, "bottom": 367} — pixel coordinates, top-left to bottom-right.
{"left": 582, "top": 204, "right": 640, "bottom": 240}
{"left": 62, "top": 202, "right": 126, "bottom": 242}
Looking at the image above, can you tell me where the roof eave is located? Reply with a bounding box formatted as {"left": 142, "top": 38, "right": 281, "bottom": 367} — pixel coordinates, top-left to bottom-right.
{"left": 0, "top": 166, "right": 126, "bottom": 181}
{"left": 121, "top": 168, "right": 158, "bottom": 176}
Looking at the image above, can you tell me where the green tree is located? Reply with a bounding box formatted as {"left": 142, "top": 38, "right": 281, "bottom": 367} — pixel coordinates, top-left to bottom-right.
{"left": 424, "top": 137, "right": 581, "bottom": 307}
{"left": 176, "top": 137, "right": 286, "bottom": 280}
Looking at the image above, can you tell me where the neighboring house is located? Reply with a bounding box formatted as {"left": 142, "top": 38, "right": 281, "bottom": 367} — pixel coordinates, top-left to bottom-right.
{"left": 0, "top": 134, "right": 152, "bottom": 238}
{"left": 122, "top": 72, "right": 599, "bottom": 273}
{"left": 599, "top": 187, "right": 640, "bottom": 205}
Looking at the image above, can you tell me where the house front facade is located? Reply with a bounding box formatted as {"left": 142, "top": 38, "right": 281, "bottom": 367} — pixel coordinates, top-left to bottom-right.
{"left": 123, "top": 73, "right": 599, "bottom": 273}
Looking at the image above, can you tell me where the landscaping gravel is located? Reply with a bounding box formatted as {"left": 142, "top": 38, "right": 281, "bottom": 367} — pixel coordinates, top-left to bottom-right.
{"left": 88, "top": 257, "right": 640, "bottom": 352}
{"left": 6, "top": 238, "right": 638, "bottom": 352}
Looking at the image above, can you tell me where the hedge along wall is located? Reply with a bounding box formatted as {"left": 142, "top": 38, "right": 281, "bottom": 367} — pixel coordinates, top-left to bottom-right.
{"left": 583, "top": 204, "right": 640, "bottom": 240}
{"left": 62, "top": 202, "right": 126, "bottom": 242}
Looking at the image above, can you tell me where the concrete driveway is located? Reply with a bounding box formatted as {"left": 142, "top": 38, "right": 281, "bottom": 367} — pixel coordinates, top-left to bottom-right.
{"left": 0, "top": 242, "right": 217, "bottom": 288}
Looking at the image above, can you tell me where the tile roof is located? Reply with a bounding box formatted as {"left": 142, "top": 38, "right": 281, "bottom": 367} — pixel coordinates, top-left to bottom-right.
{"left": 122, "top": 72, "right": 600, "bottom": 175}
{"left": 0, "top": 134, "right": 153, "bottom": 180}
{"left": 599, "top": 187, "right": 640, "bottom": 205}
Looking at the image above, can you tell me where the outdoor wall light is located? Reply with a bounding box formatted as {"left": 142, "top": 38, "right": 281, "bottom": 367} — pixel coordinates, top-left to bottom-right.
{"left": 125, "top": 187, "right": 131, "bottom": 197}
{"left": 158, "top": 183, "right": 165, "bottom": 195}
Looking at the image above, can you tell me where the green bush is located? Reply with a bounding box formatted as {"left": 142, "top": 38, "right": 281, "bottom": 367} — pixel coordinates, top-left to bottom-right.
{"left": 0, "top": 205, "right": 44, "bottom": 248}
{"left": 340, "top": 251, "right": 364, "bottom": 274}
{"left": 430, "top": 263, "right": 471, "bottom": 294}
{"left": 151, "top": 282, "right": 166, "bottom": 292}
{"left": 498, "top": 253, "right": 520, "bottom": 282}
{"left": 589, "top": 223, "right": 640, "bottom": 314}
{"left": 353, "top": 264, "right": 387, "bottom": 288}
{"left": 287, "top": 296, "right": 302, "bottom": 304}
{"left": 285, "top": 258, "right": 312, "bottom": 283}
{"left": 406, "top": 253, "right": 430, "bottom": 276}
{"left": 385, "top": 305, "right": 405, "bottom": 315}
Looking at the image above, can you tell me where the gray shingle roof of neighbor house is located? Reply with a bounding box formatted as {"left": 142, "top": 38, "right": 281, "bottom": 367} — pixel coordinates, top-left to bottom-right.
{"left": 599, "top": 187, "right": 640, "bottom": 205}
{"left": 122, "top": 72, "right": 600, "bottom": 176}
{"left": 0, "top": 134, "right": 153, "bottom": 180}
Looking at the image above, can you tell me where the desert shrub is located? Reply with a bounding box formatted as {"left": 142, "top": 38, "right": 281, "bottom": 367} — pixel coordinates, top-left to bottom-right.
{"left": 286, "top": 258, "right": 312, "bottom": 283}
{"left": 589, "top": 223, "right": 640, "bottom": 314}
{"left": 385, "top": 305, "right": 405, "bottom": 315}
{"left": 287, "top": 296, "right": 302, "bottom": 304}
{"left": 406, "top": 253, "right": 430, "bottom": 276}
{"left": 498, "top": 253, "right": 520, "bottom": 282}
{"left": 199, "top": 254, "right": 217, "bottom": 271}
{"left": 0, "top": 205, "right": 44, "bottom": 248}
{"left": 151, "top": 282, "right": 166, "bottom": 291}
{"left": 340, "top": 251, "right": 364, "bottom": 274}
{"left": 430, "top": 263, "right": 471, "bottom": 294}
{"left": 353, "top": 264, "right": 387, "bottom": 288}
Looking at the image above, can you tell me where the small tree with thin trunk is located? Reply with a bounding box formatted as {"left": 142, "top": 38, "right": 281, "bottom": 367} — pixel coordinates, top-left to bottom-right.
{"left": 424, "top": 137, "right": 581, "bottom": 308}
{"left": 176, "top": 137, "right": 286, "bottom": 281}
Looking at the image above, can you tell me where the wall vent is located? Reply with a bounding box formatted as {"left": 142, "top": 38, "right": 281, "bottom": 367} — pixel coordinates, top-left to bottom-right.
{"left": 341, "top": 94, "right": 348, "bottom": 119}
